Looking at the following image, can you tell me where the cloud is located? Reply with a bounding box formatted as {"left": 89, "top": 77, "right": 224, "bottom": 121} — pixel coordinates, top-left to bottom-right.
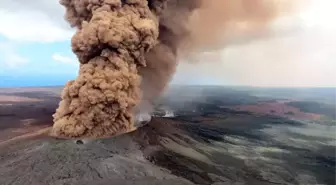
{"left": 0, "top": 42, "right": 28, "bottom": 70}
{"left": 299, "top": 0, "right": 336, "bottom": 29}
{"left": 4, "top": 53, "right": 28, "bottom": 68}
{"left": 0, "top": 0, "right": 74, "bottom": 42}
{"left": 0, "top": 0, "right": 334, "bottom": 87}
{"left": 175, "top": 27, "right": 336, "bottom": 87}
{"left": 52, "top": 53, "right": 77, "bottom": 65}
{"left": 173, "top": 0, "right": 336, "bottom": 87}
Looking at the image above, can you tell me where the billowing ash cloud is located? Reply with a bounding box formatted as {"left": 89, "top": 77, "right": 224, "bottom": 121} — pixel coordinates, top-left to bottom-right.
{"left": 51, "top": 0, "right": 293, "bottom": 139}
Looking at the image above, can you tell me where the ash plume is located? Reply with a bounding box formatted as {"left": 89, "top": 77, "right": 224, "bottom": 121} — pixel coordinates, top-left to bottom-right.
{"left": 52, "top": 0, "right": 293, "bottom": 139}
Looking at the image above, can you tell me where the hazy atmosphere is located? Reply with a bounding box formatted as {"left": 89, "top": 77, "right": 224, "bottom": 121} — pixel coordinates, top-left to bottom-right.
{"left": 0, "top": 0, "right": 335, "bottom": 87}
{"left": 0, "top": 1, "right": 335, "bottom": 185}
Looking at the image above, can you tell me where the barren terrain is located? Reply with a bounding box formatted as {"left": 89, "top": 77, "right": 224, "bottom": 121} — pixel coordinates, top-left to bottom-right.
{"left": 0, "top": 86, "right": 335, "bottom": 185}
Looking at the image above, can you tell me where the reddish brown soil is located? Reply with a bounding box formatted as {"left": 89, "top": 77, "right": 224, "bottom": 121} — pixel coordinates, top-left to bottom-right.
{"left": 0, "top": 87, "right": 323, "bottom": 147}
{"left": 0, "top": 88, "right": 59, "bottom": 145}
{"left": 232, "top": 101, "right": 322, "bottom": 120}
{"left": 0, "top": 95, "right": 41, "bottom": 102}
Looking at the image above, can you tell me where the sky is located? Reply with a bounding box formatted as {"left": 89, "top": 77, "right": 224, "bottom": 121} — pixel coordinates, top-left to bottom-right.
{"left": 0, "top": 0, "right": 335, "bottom": 87}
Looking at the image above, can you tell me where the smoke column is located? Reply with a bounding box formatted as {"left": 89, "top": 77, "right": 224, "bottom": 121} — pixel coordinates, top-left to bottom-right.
{"left": 51, "top": 0, "right": 293, "bottom": 139}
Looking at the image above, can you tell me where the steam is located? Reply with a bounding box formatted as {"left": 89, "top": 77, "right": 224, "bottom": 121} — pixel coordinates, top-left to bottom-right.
{"left": 51, "top": 0, "right": 293, "bottom": 138}
{"left": 163, "top": 110, "right": 175, "bottom": 118}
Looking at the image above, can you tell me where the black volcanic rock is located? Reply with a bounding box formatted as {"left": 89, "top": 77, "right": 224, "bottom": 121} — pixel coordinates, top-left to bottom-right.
{"left": 0, "top": 86, "right": 335, "bottom": 185}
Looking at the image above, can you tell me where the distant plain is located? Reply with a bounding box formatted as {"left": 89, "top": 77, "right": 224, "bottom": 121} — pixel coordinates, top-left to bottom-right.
{"left": 0, "top": 86, "right": 335, "bottom": 185}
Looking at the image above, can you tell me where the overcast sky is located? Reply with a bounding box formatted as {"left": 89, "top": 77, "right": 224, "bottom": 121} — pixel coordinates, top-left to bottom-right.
{"left": 0, "top": 0, "right": 335, "bottom": 87}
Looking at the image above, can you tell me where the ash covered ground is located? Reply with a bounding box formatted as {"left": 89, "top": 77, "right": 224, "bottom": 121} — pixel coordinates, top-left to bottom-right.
{"left": 0, "top": 86, "right": 335, "bottom": 185}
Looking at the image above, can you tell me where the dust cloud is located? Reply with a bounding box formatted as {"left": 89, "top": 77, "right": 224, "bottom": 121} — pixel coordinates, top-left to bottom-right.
{"left": 51, "top": 0, "right": 294, "bottom": 139}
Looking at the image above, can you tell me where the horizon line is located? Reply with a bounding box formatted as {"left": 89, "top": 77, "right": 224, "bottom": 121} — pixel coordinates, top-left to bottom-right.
{"left": 0, "top": 84, "right": 335, "bottom": 89}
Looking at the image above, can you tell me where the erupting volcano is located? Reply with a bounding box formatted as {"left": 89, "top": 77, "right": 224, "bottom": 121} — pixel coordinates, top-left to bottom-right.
{"left": 51, "top": 0, "right": 293, "bottom": 139}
